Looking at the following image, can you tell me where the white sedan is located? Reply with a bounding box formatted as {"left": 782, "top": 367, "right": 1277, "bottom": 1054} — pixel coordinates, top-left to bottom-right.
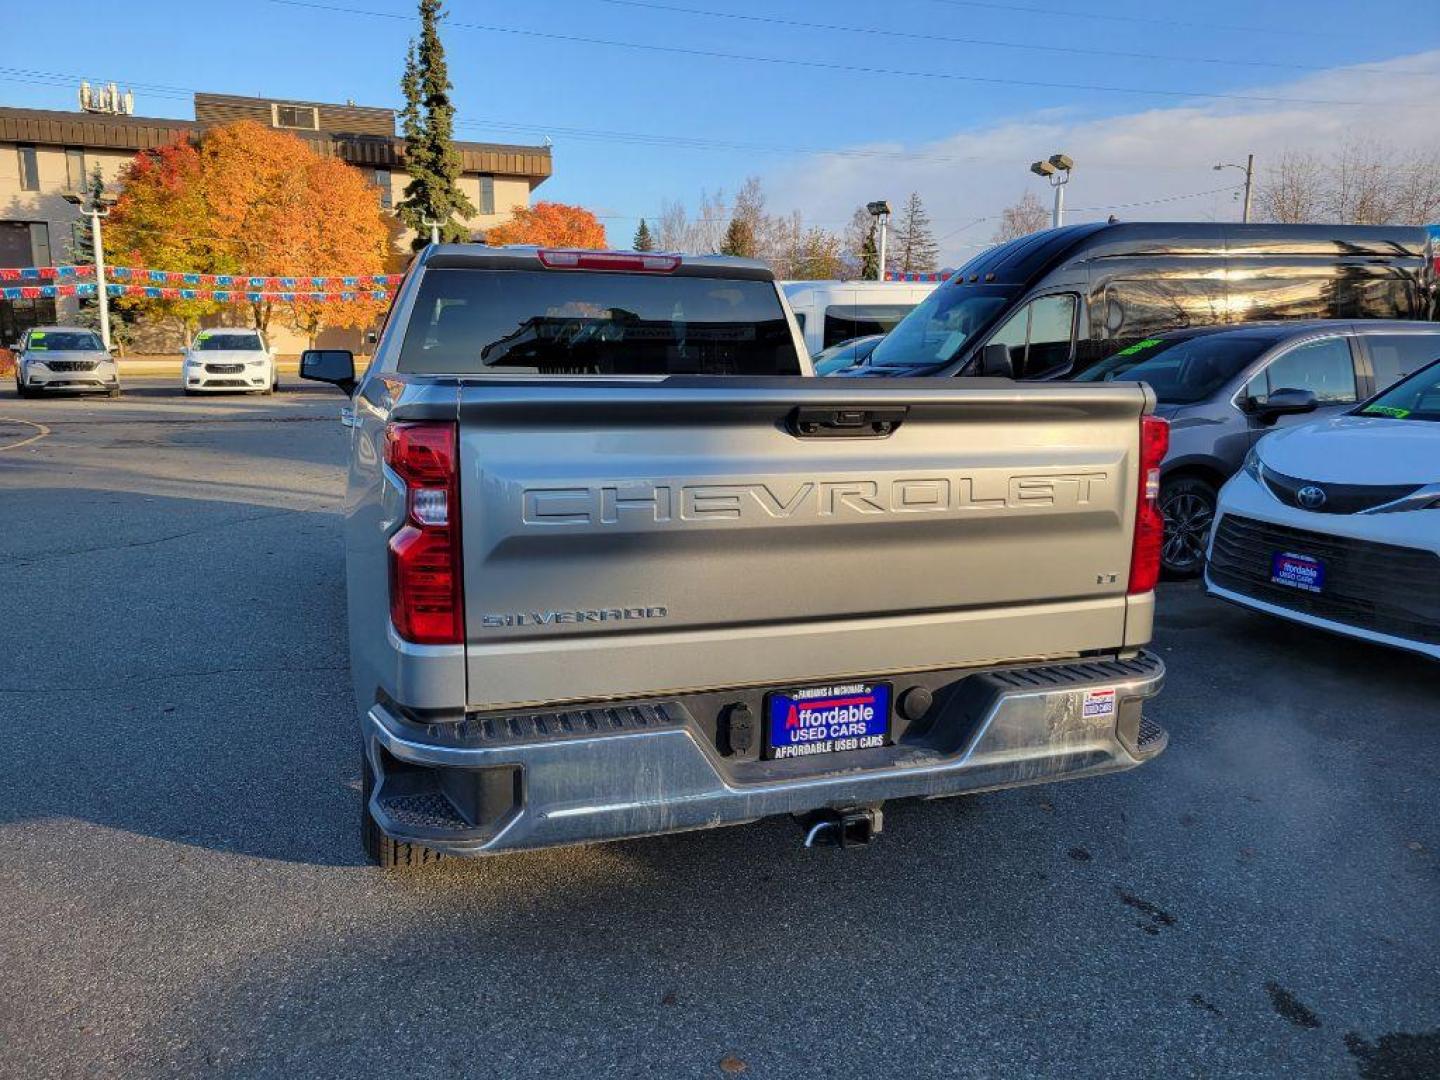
{"left": 1206, "top": 360, "right": 1440, "bottom": 660}
{"left": 182, "top": 329, "right": 277, "bottom": 394}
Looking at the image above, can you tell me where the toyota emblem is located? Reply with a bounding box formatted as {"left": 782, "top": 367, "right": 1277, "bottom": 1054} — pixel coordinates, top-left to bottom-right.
{"left": 1297, "top": 485, "right": 1327, "bottom": 509}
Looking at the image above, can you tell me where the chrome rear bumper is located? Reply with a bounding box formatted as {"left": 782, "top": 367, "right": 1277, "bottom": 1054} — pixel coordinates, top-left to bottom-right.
{"left": 363, "top": 652, "right": 1166, "bottom": 856}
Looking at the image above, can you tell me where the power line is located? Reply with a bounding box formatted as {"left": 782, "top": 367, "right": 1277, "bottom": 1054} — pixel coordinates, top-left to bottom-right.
{"left": 265, "top": 0, "right": 1405, "bottom": 108}
{"left": 580, "top": 0, "right": 1431, "bottom": 78}
{"left": 931, "top": 183, "right": 1245, "bottom": 240}
{"left": 0, "top": 64, "right": 1267, "bottom": 173}
{"left": 922, "top": 0, "right": 1351, "bottom": 38}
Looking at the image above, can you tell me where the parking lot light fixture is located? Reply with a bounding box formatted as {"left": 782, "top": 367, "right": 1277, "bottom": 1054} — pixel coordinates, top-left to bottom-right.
{"left": 62, "top": 188, "right": 118, "bottom": 350}
{"left": 1213, "top": 154, "right": 1255, "bottom": 223}
{"left": 1031, "top": 155, "right": 1073, "bottom": 229}
{"left": 866, "top": 199, "right": 892, "bottom": 281}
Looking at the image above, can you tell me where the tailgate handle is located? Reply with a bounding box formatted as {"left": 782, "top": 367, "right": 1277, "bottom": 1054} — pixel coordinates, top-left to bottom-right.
{"left": 788, "top": 405, "right": 907, "bottom": 438}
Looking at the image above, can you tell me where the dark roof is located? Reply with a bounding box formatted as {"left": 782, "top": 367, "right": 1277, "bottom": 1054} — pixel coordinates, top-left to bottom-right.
{"left": 0, "top": 103, "right": 552, "bottom": 182}
{"left": 951, "top": 221, "right": 1432, "bottom": 288}
{"left": 194, "top": 92, "right": 394, "bottom": 138}
{"left": 1147, "top": 320, "right": 1440, "bottom": 346}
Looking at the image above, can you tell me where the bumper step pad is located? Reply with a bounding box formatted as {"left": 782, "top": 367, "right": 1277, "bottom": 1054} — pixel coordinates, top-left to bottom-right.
{"left": 452, "top": 701, "right": 686, "bottom": 746}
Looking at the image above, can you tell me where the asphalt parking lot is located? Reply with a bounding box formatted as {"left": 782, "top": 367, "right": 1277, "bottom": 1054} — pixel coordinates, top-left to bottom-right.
{"left": 2, "top": 379, "right": 1437, "bottom": 1080}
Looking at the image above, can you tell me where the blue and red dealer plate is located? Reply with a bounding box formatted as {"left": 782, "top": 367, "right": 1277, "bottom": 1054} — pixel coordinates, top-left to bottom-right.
{"left": 1271, "top": 551, "right": 1326, "bottom": 594}
{"left": 764, "top": 681, "right": 892, "bottom": 760}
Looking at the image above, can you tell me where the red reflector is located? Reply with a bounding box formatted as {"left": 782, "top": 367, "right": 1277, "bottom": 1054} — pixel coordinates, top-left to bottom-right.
{"left": 536, "top": 249, "right": 681, "bottom": 273}
{"left": 385, "top": 421, "right": 463, "bottom": 645}
{"left": 1128, "top": 414, "right": 1170, "bottom": 595}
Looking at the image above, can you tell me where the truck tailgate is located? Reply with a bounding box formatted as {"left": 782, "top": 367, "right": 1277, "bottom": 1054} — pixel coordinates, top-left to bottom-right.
{"left": 456, "top": 378, "right": 1148, "bottom": 710}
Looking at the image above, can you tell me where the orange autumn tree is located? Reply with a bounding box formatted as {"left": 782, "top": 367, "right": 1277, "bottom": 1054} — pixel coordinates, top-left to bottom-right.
{"left": 109, "top": 121, "right": 391, "bottom": 346}
{"left": 199, "top": 122, "right": 392, "bottom": 344}
{"left": 484, "top": 202, "right": 608, "bottom": 248}
{"left": 107, "top": 137, "right": 224, "bottom": 340}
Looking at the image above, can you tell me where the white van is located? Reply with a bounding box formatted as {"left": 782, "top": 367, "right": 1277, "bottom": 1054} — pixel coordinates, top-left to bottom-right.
{"left": 780, "top": 280, "right": 941, "bottom": 356}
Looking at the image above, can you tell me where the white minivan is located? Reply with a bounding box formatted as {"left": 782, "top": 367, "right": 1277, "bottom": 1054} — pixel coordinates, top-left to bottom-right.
{"left": 780, "top": 280, "right": 940, "bottom": 356}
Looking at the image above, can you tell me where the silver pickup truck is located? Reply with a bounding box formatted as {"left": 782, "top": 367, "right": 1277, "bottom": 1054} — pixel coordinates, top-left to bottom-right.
{"left": 302, "top": 245, "right": 1169, "bottom": 867}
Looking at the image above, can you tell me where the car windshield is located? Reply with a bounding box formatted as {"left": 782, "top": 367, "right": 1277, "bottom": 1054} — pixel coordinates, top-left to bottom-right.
{"left": 813, "top": 335, "right": 880, "bottom": 376}
{"left": 866, "top": 285, "right": 1014, "bottom": 370}
{"left": 1357, "top": 361, "right": 1440, "bottom": 422}
{"left": 1074, "top": 333, "right": 1278, "bottom": 403}
{"left": 398, "top": 268, "right": 801, "bottom": 375}
{"left": 196, "top": 333, "right": 263, "bottom": 351}
{"left": 27, "top": 331, "right": 102, "bottom": 351}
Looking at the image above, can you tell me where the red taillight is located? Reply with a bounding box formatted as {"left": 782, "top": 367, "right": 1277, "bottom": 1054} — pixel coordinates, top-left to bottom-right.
{"left": 385, "top": 421, "right": 463, "bottom": 644}
{"left": 536, "top": 249, "right": 681, "bottom": 273}
{"left": 1128, "top": 414, "right": 1170, "bottom": 595}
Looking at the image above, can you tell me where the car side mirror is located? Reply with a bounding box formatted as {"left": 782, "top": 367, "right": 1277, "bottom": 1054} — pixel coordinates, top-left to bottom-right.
{"left": 979, "top": 342, "right": 1014, "bottom": 379}
{"left": 1254, "top": 387, "right": 1319, "bottom": 422}
{"left": 300, "top": 349, "right": 356, "bottom": 394}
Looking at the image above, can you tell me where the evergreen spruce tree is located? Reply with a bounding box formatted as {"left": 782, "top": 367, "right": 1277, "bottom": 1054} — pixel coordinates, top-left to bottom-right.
{"left": 718, "top": 216, "right": 756, "bottom": 258}
{"left": 892, "top": 192, "right": 940, "bottom": 274}
{"left": 858, "top": 222, "right": 879, "bottom": 279}
{"left": 632, "top": 218, "right": 656, "bottom": 251}
{"left": 397, "top": 0, "right": 475, "bottom": 248}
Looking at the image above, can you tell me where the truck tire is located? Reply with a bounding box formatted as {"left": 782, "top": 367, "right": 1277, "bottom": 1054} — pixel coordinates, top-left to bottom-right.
{"left": 1159, "top": 476, "right": 1217, "bottom": 579}
{"left": 359, "top": 747, "right": 444, "bottom": 869}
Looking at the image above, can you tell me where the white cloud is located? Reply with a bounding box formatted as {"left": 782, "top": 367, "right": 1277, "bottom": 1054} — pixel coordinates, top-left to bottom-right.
{"left": 762, "top": 51, "right": 1440, "bottom": 264}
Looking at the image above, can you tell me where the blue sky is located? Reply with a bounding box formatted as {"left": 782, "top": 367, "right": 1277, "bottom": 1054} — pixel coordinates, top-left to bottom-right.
{"left": 7, "top": 0, "right": 1440, "bottom": 256}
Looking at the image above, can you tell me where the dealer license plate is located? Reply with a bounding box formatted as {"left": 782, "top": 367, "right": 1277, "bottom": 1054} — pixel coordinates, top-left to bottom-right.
{"left": 1271, "top": 551, "right": 1326, "bottom": 593}
{"left": 764, "top": 681, "right": 891, "bottom": 760}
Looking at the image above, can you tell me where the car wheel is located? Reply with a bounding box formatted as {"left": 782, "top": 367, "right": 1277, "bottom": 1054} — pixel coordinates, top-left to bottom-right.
{"left": 108, "top": 385, "right": 122, "bottom": 398}
{"left": 1160, "top": 477, "right": 1217, "bottom": 579}
{"left": 359, "top": 746, "right": 443, "bottom": 870}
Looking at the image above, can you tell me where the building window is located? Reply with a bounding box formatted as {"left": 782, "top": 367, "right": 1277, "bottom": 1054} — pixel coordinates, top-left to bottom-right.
{"left": 17, "top": 145, "right": 39, "bottom": 191}
{"left": 479, "top": 174, "right": 495, "bottom": 216}
{"left": 28, "top": 222, "right": 52, "bottom": 268}
{"left": 374, "top": 168, "right": 392, "bottom": 209}
{"left": 65, "top": 148, "right": 88, "bottom": 192}
{"left": 272, "top": 104, "right": 319, "bottom": 130}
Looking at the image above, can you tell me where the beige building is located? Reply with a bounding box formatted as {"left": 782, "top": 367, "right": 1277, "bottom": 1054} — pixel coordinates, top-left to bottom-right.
{"left": 0, "top": 91, "right": 552, "bottom": 350}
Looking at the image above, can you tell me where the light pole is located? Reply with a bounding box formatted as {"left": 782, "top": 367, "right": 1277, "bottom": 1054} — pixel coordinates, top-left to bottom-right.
{"left": 1213, "top": 154, "right": 1255, "bottom": 223}
{"left": 866, "top": 199, "right": 892, "bottom": 281}
{"left": 421, "top": 215, "right": 441, "bottom": 246}
{"left": 63, "top": 188, "right": 117, "bottom": 350}
{"left": 1030, "top": 154, "right": 1074, "bottom": 228}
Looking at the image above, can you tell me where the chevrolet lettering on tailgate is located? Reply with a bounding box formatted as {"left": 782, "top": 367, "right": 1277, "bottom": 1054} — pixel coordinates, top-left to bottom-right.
{"left": 521, "top": 471, "right": 1112, "bottom": 527}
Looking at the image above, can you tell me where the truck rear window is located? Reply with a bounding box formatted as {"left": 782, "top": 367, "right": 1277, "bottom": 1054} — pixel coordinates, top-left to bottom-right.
{"left": 398, "top": 268, "right": 801, "bottom": 376}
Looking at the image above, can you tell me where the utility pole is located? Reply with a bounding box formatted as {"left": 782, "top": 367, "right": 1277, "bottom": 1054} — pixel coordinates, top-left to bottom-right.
{"left": 1214, "top": 154, "right": 1255, "bottom": 223}
{"left": 64, "top": 188, "right": 115, "bottom": 349}
{"left": 866, "top": 200, "right": 892, "bottom": 281}
{"left": 1030, "top": 154, "right": 1074, "bottom": 229}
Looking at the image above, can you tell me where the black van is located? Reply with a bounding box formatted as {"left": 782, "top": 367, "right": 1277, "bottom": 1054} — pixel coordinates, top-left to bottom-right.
{"left": 844, "top": 222, "right": 1435, "bottom": 379}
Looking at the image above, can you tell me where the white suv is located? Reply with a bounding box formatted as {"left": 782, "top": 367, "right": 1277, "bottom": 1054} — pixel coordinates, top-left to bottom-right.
{"left": 182, "top": 330, "right": 277, "bottom": 394}
{"left": 14, "top": 326, "right": 120, "bottom": 398}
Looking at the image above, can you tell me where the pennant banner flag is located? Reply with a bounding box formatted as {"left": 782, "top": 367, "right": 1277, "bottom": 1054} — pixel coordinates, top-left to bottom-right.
{"left": 90, "top": 284, "right": 394, "bottom": 302}
{"left": 0, "top": 264, "right": 97, "bottom": 281}
{"left": 0, "top": 265, "right": 405, "bottom": 286}
{"left": 106, "top": 266, "right": 403, "bottom": 289}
